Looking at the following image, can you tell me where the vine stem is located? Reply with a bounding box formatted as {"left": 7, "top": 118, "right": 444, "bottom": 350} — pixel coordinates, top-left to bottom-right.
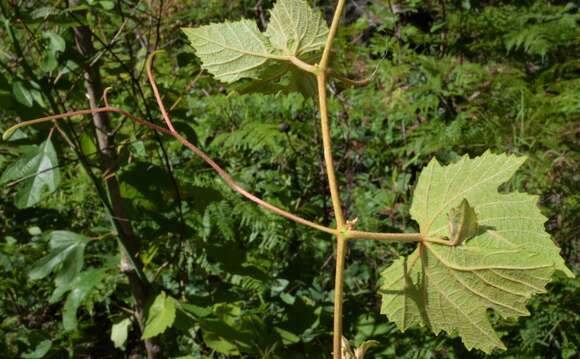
{"left": 146, "top": 50, "right": 176, "bottom": 133}
{"left": 316, "top": 73, "right": 345, "bottom": 228}
{"left": 144, "top": 52, "right": 340, "bottom": 238}
{"left": 316, "top": 1, "right": 348, "bottom": 357}
{"left": 317, "top": 72, "right": 347, "bottom": 358}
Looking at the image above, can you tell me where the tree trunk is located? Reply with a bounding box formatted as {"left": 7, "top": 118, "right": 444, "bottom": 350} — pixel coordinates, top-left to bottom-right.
{"left": 72, "top": 13, "right": 161, "bottom": 359}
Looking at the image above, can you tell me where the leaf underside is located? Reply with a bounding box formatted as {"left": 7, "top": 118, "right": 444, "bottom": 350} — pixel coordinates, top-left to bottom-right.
{"left": 182, "top": 0, "right": 328, "bottom": 87}
{"left": 265, "top": 0, "right": 328, "bottom": 56}
{"left": 183, "top": 20, "right": 271, "bottom": 83}
{"left": 380, "top": 151, "right": 573, "bottom": 353}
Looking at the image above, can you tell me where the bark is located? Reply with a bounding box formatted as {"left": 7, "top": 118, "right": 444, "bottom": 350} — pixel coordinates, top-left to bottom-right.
{"left": 72, "top": 14, "right": 161, "bottom": 359}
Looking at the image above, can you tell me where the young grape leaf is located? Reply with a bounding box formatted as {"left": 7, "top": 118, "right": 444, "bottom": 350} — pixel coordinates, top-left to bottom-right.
{"left": 447, "top": 198, "right": 479, "bottom": 246}
{"left": 142, "top": 291, "right": 177, "bottom": 339}
{"left": 380, "top": 151, "right": 573, "bottom": 353}
{"left": 183, "top": 0, "right": 328, "bottom": 86}
{"left": 0, "top": 139, "right": 60, "bottom": 208}
{"left": 265, "top": 0, "right": 329, "bottom": 56}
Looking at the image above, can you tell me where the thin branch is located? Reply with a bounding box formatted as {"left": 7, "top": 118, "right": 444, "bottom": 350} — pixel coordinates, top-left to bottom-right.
{"left": 102, "top": 86, "right": 113, "bottom": 107}
{"left": 148, "top": 24, "right": 188, "bottom": 243}
{"left": 144, "top": 51, "right": 338, "bottom": 236}
{"left": 328, "top": 61, "right": 383, "bottom": 87}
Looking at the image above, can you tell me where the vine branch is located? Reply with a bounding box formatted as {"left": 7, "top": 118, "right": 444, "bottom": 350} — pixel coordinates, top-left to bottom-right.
{"left": 316, "top": 1, "right": 348, "bottom": 357}
{"left": 146, "top": 50, "right": 176, "bottom": 133}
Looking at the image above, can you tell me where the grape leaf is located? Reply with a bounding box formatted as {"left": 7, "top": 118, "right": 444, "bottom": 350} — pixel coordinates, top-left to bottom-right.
{"left": 230, "top": 54, "right": 319, "bottom": 98}
{"left": 380, "top": 151, "right": 573, "bottom": 353}
{"left": 265, "top": 0, "right": 329, "bottom": 56}
{"left": 182, "top": 0, "right": 328, "bottom": 85}
{"left": 447, "top": 199, "right": 479, "bottom": 246}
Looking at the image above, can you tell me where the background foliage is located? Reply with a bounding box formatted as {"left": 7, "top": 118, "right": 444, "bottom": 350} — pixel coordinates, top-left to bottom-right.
{"left": 0, "top": 0, "right": 578, "bottom": 358}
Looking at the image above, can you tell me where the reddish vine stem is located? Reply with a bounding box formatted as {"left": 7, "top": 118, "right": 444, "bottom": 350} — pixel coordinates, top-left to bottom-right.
{"left": 144, "top": 51, "right": 341, "bottom": 236}
{"left": 146, "top": 50, "right": 176, "bottom": 133}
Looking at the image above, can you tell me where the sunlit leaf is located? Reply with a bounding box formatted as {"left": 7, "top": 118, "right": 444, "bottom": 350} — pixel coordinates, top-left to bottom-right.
{"left": 62, "top": 269, "right": 106, "bottom": 331}
{"left": 111, "top": 318, "right": 132, "bottom": 349}
{"left": 380, "top": 151, "right": 573, "bottom": 353}
{"left": 0, "top": 139, "right": 60, "bottom": 208}
{"left": 183, "top": 0, "right": 327, "bottom": 86}
{"left": 42, "top": 31, "right": 65, "bottom": 53}
{"left": 12, "top": 81, "right": 34, "bottom": 107}
{"left": 265, "top": 0, "right": 328, "bottom": 56}
{"left": 182, "top": 20, "right": 273, "bottom": 83}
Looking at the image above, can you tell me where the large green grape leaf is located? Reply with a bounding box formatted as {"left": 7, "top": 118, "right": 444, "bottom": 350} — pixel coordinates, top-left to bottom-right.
{"left": 182, "top": 0, "right": 327, "bottom": 86}
{"left": 380, "top": 151, "right": 573, "bottom": 353}
{"left": 265, "top": 0, "right": 328, "bottom": 56}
